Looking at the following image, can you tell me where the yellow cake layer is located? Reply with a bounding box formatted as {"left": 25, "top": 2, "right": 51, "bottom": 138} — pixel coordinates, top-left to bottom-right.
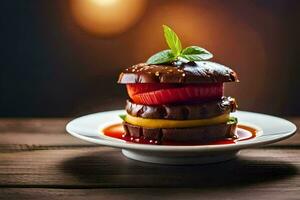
{"left": 124, "top": 113, "right": 230, "bottom": 129}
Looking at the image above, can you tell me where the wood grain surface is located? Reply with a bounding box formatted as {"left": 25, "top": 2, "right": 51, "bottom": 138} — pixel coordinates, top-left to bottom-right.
{"left": 0, "top": 118, "right": 299, "bottom": 200}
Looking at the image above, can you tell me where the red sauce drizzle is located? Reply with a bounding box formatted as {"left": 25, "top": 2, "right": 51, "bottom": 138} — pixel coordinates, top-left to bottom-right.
{"left": 102, "top": 124, "right": 257, "bottom": 146}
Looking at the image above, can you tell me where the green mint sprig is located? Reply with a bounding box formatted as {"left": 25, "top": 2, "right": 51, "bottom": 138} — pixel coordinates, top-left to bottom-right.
{"left": 228, "top": 116, "right": 238, "bottom": 125}
{"left": 147, "top": 25, "right": 213, "bottom": 65}
{"left": 119, "top": 114, "right": 126, "bottom": 121}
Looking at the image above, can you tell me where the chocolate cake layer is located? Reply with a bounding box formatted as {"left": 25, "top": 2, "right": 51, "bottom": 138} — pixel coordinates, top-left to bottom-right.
{"left": 118, "top": 61, "right": 238, "bottom": 84}
{"left": 126, "top": 96, "right": 237, "bottom": 120}
{"left": 123, "top": 121, "right": 237, "bottom": 144}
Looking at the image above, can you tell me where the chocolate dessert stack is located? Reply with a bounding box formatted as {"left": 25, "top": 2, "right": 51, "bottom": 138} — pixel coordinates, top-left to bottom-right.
{"left": 118, "top": 25, "right": 238, "bottom": 144}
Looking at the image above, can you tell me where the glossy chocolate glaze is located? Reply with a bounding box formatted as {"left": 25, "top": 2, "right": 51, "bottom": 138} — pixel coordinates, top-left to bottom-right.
{"left": 118, "top": 61, "right": 238, "bottom": 84}
{"left": 125, "top": 96, "right": 237, "bottom": 120}
{"left": 123, "top": 121, "right": 237, "bottom": 144}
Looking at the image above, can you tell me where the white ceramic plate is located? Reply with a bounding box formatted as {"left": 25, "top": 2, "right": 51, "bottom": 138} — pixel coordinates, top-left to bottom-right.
{"left": 66, "top": 110, "right": 297, "bottom": 165}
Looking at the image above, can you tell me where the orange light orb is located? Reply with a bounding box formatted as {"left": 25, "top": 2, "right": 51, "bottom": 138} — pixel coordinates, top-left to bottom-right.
{"left": 70, "top": 0, "right": 146, "bottom": 36}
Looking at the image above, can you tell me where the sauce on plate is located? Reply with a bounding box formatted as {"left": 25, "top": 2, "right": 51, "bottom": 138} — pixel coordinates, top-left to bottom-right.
{"left": 102, "top": 124, "right": 257, "bottom": 145}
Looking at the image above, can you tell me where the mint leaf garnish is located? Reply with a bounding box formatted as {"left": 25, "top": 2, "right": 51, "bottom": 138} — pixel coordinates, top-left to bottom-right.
{"left": 180, "top": 54, "right": 211, "bottom": 61}
{"left": 119, "top": 114, "right": 126, "bottom": 121}
{"left": 163, "top": 25, "right": 182, "bottom": 56}
{"left": 147, "top": 50, "right": 175, "bottom": 65}
{"left": 181, "top": 46, "right": 213, "bottom": 61}
{"left": 147, "top": 25, "right": 213, "bottom": 65}
{"left": 228, "top": 117, "right": 238, "bottom": 124}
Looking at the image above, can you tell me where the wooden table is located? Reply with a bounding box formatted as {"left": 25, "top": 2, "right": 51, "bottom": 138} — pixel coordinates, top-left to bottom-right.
{"left": 0, "top": 118, "right": 299, "bottom": 200}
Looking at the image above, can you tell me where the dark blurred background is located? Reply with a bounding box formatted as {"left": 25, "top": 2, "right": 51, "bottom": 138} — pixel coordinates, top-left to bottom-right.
{"left": 1, "top": 0, "right": 299, "bottom": 117}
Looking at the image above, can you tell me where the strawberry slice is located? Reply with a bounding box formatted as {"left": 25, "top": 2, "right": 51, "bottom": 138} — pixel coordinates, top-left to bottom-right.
{"left": 127, "top": 83, "right": 223, "bottom": 105}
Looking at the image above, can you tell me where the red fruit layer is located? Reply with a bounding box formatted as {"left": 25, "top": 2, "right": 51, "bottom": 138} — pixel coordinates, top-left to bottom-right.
{"left": 126, "top": 83, "right": 223, "bottom": 105}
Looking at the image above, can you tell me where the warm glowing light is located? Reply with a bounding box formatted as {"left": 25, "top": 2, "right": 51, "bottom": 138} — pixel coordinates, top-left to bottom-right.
{"left": 91, "top": 0, "right": 118, "bottom": 7}
{"left": 70, "top": 0, "right": 146, "bottom": 36}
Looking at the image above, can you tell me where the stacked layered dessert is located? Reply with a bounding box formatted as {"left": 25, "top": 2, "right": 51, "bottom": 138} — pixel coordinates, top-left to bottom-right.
{"left": 118, "top": 25, "right": 238, "bottom": 144}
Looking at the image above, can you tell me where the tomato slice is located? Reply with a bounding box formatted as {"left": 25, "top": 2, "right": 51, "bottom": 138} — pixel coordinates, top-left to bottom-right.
{"left": 126, "top": 83, "right": 177, "bottom": 97}
{"left": 126, "top": 83, "right": 223, "bottom": 105}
